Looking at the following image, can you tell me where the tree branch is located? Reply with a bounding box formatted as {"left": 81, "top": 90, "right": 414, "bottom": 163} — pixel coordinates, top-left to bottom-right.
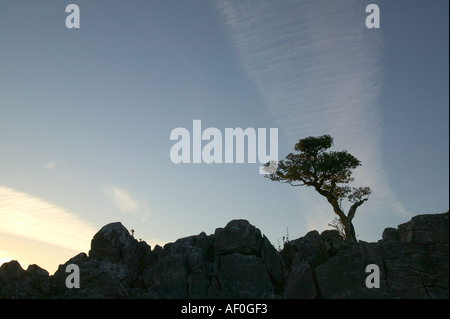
{"left": 347, "top": 198, "right": 368, "bottom": 222}
{"left": 286, "top": 181, "right": 305, "bottom": 187}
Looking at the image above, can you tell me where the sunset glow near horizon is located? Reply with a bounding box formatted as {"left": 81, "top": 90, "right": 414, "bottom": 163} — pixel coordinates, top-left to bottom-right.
{"left": 0, "top": 1, "right": 448, "bottom": 274}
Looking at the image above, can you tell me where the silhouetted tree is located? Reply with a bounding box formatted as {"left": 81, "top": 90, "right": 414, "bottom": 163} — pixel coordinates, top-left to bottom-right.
{"left": 264, "top": 135, "right": 371, "bottom": 242}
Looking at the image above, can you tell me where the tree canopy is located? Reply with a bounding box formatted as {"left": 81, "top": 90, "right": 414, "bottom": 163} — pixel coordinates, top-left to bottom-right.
{"left": 265, "top": 135, "right": 371, "bottom": 242}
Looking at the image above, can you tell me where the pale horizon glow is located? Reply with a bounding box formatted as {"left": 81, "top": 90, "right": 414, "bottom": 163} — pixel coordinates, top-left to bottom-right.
{"left": 0, "top": 185, "right": 160, "bottom": 271}
{"left": 0, "top": 186, "right": 97, "bottom": 253}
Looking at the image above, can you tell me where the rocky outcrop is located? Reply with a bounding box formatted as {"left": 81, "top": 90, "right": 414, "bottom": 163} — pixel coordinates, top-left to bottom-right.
{"left": 52, "top": 222, "right": 155, "bottom": 298}
{"left": 283, "top": 211, "right": 449, "bottom": 299}
{"left": 142, "top": 219, "right": 284, "bottom": 299}
{"left": 0, "top": 261, "right": 51, "bottom": 298}
{"left": 0, "top": 211, "right": 448, "bottom": 298}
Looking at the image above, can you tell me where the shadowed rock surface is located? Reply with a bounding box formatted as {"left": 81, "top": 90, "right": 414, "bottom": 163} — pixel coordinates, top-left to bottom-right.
{"left": 0, "top": 211, "right": 448, "bottom": 298}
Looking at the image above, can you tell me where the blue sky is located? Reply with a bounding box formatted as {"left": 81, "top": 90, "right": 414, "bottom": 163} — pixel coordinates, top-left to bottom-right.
{"left": 0, "top": 0, "right": 448, "bottom": 273}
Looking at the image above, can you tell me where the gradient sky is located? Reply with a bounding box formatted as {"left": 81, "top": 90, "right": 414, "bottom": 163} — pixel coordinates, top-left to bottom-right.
{"left": 1, "top": 0, "right": 448, "bottom": 274}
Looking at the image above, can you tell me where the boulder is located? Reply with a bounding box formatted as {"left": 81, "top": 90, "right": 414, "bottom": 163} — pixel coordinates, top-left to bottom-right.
{"left": 213, "top": 253, "right": 274, "bottom": 298}
{"left": 52, "top": 222, "right": 154, "bottom": 298}
{"left": 398, "top": 212, "right": 449, "bottom": 244}
{"left": 0, "top": 261, "right": 51, "bottom": 298}
{"left": 283, "top": 261, "right": 318, "bottom": 298}
{"left": 214, "top": 219, "right": 262, "bottom": 256}
{"left": 314, "top": 255, "right": 388, "bottom": 298}
{"left": 382, "top": 227, "right": 400, "bottom": 241}
{"left": 282, "top": 230, "right": 329, "bottom": 269}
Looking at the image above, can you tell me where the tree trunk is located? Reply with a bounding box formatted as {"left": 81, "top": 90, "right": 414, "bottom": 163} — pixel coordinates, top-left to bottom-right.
{"left": 344, "top": 199, "right": 367, "bottom": 242}
{"left": 344, "top": 219, "right": 357, "bottom": 242}
{"left": 315, "top": 186, "right": 361, "bottom": 242}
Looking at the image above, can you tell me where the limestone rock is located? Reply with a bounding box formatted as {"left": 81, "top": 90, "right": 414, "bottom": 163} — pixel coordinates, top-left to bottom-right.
{"left": 0, "top": 261, "right": 50, "bottom": 298}
{"left": 283, "top": 261, "right": 318, "bottom": 298}
{"left": 280, "top": 211, "right": 448, "bottom": 299}
{"left": 0, "top": 211, "right": 447, "bottom": 299}
{"left": 382, "top": 227, "right": 400, "bottom": 241}
{"left": 398, "top": 212, "right": 449, "bottom": 244}
{"left": 214, "top": 219, "right": 262, "bottom": 256}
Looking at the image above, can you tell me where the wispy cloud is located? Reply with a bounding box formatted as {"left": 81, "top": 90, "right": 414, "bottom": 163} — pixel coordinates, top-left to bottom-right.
{"left": 0, "top": 186, "right": 97, "bottom": 253}
{"left": 216, "top": 0, "right": 410, "bottom": 226}
{"left": 43, "top": 161, "right": 56, "bottom": 169}
{"left": 103, "top": 185, "right": 140, "bottom": 214}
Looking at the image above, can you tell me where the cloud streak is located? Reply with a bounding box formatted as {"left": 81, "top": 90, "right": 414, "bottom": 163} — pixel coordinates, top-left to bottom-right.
{"left": 216, "top": 0, "right": 409, "bottom": 230}
{"left": 103, "top": 185, "right": 140, "bottom": 214}
{"left": 0, "top": 185, "right": 97, "bottom": 253}
{"left": 43, "top": 161, "right": 56, "bottom": 169}
{"left": 103, "top": 185, "right": 151, "bottom": 223}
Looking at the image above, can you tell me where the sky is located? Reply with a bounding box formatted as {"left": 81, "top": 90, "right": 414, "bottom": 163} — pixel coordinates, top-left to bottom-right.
{"left": 0, "top": 0, "right": 448, "bottom": 274}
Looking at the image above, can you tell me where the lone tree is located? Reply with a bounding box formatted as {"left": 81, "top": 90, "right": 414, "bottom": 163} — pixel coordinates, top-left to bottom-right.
{"left": 264, "top": 135, "right": 371, "bottom": 242}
